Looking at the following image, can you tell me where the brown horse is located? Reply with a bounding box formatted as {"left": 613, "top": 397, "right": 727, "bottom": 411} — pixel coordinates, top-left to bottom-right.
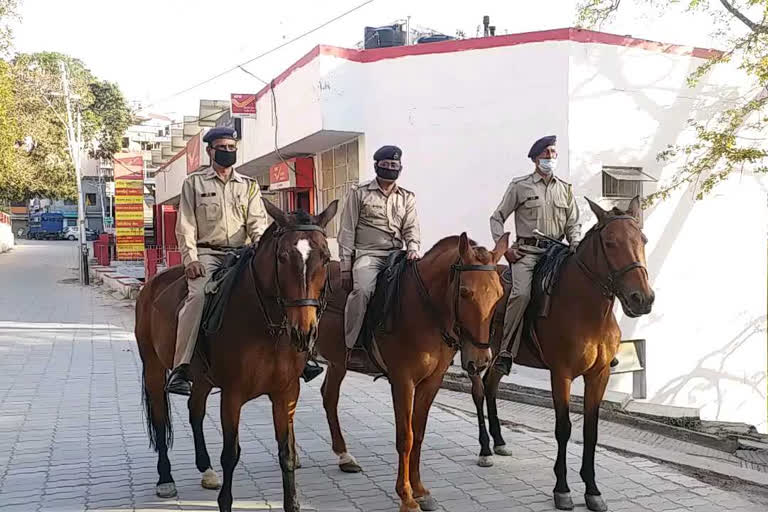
{"left": 134, "top": 199, "right": 338, "bottom": 512}
{"left": 469, "top": 196, "right": 654, "bottom": 511}
{"left": 314, "top": 232, "right": 510, "bottom": 512}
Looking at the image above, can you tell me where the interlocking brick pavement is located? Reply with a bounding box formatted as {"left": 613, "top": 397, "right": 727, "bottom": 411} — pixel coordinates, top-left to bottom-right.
{"left": 0, "top": 241, "right": 766, "bottom": 511}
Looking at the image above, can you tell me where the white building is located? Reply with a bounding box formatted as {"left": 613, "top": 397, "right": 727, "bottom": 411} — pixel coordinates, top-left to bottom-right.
{"left": 156, "top": 27, "right": 768, "bottom": 432}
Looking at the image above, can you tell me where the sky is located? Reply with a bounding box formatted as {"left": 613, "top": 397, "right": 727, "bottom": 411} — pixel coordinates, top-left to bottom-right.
{"left": 12, "top": 0, "right": 730, "bottom": 119}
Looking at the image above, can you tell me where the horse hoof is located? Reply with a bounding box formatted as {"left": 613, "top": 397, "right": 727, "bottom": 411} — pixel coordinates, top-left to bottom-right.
{"left": 201, "top": 468, "right": 221, "bottom": 490}
{"left": 585, "top": 493, "right": 608, "bottom": 511}
{"left": 477, "top": 455, "right": 494, "bottom": 467}
{"left": 494, "top": 444, "right": 514, "bottom": 456}
{"left": 554, "top": 492, "right": 574, "bottom": 510}
{"left": 398, "top": 504, "right": 420, "bottom": 512}
{"left": 156, "top": 482, "right": 177, "bottom": 498}
{"left": 416, "top": 495, "right": 439, "bottom": 511}
{"left": 339, "top": 461, "right": 363, "bottom": 473}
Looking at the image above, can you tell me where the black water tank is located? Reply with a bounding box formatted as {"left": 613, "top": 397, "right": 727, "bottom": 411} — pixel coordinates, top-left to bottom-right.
{"left": 364, "top": 25, "right": 406, "bottom": 49}
{"left": 416, "top": 34, "right": 455, "bottom": 44}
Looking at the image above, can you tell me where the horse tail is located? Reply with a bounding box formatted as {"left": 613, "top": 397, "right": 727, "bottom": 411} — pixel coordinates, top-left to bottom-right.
{"left": 141, "top": 364, "right": 174, "bottom": 452}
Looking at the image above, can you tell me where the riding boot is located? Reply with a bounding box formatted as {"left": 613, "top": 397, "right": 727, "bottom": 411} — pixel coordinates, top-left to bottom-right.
{"left": 301, "top": 361, "right": 324, "bottom": 383}
{"left": 610, "top": 357, "right": 619, "bottom": 368}
{"left": 493, "top": 353, "right": 513, "bottom": 375}
{"left": 166, "top": 363, "right": 192, "bottom": 396}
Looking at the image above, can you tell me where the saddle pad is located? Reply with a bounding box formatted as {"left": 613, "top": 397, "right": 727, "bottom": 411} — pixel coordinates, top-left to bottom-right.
{"left": 200, "top": 246, "right": 255, "bottom": 337}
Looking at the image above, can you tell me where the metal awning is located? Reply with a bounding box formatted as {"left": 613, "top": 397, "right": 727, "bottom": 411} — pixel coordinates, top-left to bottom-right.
{"left": 603, "top": 167, "right": 657, "bottom": 182}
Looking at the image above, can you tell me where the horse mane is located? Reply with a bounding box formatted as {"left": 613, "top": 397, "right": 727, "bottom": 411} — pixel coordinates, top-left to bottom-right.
{"left": 259, "top": 210, "right": 315, "bottom": 244}
{"left": 421, "top": 235, "right": 494, "bottom": 265}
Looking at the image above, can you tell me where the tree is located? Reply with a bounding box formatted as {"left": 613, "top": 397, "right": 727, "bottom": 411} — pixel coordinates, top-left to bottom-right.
{"left": 0, "top": 59, "right": 23, "bottom": 203}
{"left": 576, "top": 0, "right": 768, "bottom": 204}
{"left": 0, "top": 0, "right": 19, "bottom": 57}
{"left": 5, "top": 52, "right": 132, "bottom": 201}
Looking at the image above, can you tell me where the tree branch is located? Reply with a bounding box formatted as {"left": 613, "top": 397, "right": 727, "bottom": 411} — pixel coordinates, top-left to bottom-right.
{"left": 719, "top": 0, "right": 767, "bottom": 33}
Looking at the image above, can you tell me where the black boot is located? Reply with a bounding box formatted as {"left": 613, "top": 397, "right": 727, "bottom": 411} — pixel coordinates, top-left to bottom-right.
{"left": 610, "top": 357, "right": 619, "bottom": 368}
{"left": 493, "top": 355, "right": 513, "bottom": 376}
{"left": 302, "top": 361, "right": 324, "bottom": 383}
{"left": 166, "top": 364, "right": 192, "bottom": 396}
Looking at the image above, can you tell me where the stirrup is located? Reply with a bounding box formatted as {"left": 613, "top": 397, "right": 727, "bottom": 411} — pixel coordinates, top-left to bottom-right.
{"left": 301, "top": 361, "right": 324, "bottom": 383}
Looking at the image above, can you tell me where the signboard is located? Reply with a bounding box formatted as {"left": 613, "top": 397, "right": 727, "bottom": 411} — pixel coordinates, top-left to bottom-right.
{"left": 104, "top": 216, "right": 113, "bottom": 227}
{"left": 231, "top": 93, "right": 257, "bottom": 118}
{"left": 269, "top": 158, "right": 315, "bottom": 191}
{"left": 105, "top": 182, "right": 115, "bottom": 198}
{"left": 270, "top": 160, "right": 295, "bottom": 190}
{"left": 113, "top": 153, "right": 145, "bottom": 260}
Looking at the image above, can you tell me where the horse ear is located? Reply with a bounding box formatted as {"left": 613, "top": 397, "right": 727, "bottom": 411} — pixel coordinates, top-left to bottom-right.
{"left": 313, "top": 200, "right": 339, "bottom": 228}
{"left": 627, "top": 195, "right": 643, "bottom": 227}
{"left": 262, "top": 198, "right": 288, "bottom": 227}
{"left": 458, "top": 232, "right": 474, "bottom": 261}
{"left": 491, "top": 233, "right": 510, "bottom": 263}
{"left": 585, "top": 197, "right": 607, "bottom": 225}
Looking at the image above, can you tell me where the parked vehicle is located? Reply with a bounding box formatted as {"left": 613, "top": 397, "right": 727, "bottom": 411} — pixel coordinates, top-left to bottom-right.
{"left": 28, "top": 213, "right": 64, "bottom": 240}
{"left": 62, "top": 226, "right": 98, "bottom": 241}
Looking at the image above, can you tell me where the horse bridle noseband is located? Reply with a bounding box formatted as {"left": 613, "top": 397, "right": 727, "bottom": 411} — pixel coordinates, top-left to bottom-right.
{"left": 252, "top": 224, "right": 331, "bottom": 337}
{"left": 573, "top": 215, "right": 648, "bottom": 298}
{"left": 414, "top": 260, "right": 498, "bottom": 351}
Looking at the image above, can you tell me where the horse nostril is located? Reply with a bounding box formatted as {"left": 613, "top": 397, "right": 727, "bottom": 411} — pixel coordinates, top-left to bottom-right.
{"left": 649, "top": 291, "right": 656, "bottom": 306}
{"left": 629, "top": 291, "right": 644, "bottom": 307}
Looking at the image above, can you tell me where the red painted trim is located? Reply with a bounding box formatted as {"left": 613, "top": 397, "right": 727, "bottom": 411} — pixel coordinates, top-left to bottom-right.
{"left": 254, "top": 46, "right": 321, "bottom": 103}
{"left": 252, "top": 28, "right": 722, "bottom": 101}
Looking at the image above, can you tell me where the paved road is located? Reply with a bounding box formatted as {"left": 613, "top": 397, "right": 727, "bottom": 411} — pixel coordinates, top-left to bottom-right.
{"left": 0, "top": 241, "right": 765, "bottom": 512}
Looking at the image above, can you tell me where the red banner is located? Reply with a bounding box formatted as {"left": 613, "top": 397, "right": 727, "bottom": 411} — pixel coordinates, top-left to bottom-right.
{"left": 114, "top": 152, "right": 145, "bottom": 260}
{"left": 186, "top": 132, "right": 201, "bottom": 174}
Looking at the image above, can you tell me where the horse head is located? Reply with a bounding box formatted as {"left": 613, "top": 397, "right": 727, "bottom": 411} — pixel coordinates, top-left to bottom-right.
{"left": 584, "top": 196, "right": 654, "bottom": 318}
{"left": 262, "top": 198, "right": 339, "bottom": 352}
{"left": 454, "top": 232, "right": 509, "bottom": 376}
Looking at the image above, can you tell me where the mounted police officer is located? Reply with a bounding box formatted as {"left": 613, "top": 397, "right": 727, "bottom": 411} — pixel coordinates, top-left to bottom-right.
{"left": 167, "top": 126, "right": 322, "bottom": 395}
{"left": 489, "top": 135, "right": 583, "bottom": 375}
{"left": 338, "top": 145, "right": 421, "bottom": 349}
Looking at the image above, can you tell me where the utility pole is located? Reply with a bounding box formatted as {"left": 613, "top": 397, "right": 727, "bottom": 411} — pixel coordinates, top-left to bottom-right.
{"left": 59, "top": 62, "right": 89, "bottom": 285}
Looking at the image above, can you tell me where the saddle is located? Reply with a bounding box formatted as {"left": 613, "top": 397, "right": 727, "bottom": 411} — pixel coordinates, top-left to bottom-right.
{"left": 200, "top": 246, "right": 255, "bottom": 338}
{"left": 494, "top": 244, "right": 571, "bottom": 369}
{"left": 350, "top": 250, "right": 409, "bottom": 376}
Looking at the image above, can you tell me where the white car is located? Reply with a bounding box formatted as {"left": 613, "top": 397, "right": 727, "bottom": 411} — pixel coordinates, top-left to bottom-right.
{"left": 63, "top": 226, "right": 98, "bottom": 241}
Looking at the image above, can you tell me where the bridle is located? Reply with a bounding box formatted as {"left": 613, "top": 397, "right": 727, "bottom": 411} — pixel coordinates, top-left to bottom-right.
{"left": 573, "top": 215, "right": 648, "bottom": 298}
{"left": 413, "top": 259, "right": 498, "bottom": 351}
{"left": 251, "top": 223, "right": 331, "bottom": 337}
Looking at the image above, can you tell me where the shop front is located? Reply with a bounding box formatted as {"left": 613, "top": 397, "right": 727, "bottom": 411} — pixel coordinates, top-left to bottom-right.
{"left": 269, "top": 157, "right": 316, "bottom": 214}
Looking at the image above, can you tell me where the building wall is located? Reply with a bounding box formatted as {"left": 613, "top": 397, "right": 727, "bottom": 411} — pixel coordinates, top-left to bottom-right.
{"left": 155, "top": 150, "right": 188, "bottom": 205}
{"left": 0, "top": 212, "right": 13, "bottom": 253}
{"left": 568, "top": 41, "right": 768, "bottom": 431}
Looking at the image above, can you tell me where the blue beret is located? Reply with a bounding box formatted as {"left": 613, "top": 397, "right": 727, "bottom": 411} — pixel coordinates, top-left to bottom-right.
{"left": 373, "top": 145, "right": 402, "bottom": 161}
{"left": 203, "top": 127, "right": 238, "bottom": 144}
{"left": 528, "top": 135, "right": 557, "bottom": 161}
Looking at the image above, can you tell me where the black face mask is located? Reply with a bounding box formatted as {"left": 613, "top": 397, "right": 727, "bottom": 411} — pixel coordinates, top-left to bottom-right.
{"left": 375, "top": 164, "right": 401, "bottom": 181}
{"left": 212, "top": 149, "right": 237, "bottom": 168}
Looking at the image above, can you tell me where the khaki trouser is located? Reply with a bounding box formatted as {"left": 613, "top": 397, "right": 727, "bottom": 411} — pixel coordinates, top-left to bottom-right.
{"left": 173, "top": 253, "right": 227, "bottom": 368}
{"left": 499, "top": 252, "right": 541, "bottom": 359}
{"left": 344, "top": 254, "right": 389, "bottom": 349}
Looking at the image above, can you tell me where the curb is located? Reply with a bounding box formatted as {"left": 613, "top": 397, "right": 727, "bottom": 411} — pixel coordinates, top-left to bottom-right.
{"left": 440, "top": 371, "right": 741, "bottom": 454}
{"left": 89, "top": 264, "right": 142, "bottom": 300}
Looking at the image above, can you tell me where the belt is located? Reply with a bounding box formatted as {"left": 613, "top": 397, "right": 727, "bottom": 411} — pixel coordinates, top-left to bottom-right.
{"left": 517, "top": 237, "right": 557, "bottom": 249}
{"left": 197, "top": 243, "right": 241, "bottom": 251}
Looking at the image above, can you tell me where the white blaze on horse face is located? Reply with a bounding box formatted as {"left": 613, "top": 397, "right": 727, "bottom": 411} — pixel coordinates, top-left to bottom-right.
{"left": 296, "top": 239, "right": 312, "bottom": 290}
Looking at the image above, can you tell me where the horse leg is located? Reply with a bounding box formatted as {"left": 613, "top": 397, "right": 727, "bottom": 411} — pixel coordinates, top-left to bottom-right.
{"left": 409, "top": 373, "right": 443, "bottom": 512}
{"left": 580, "top": 368, "right": 611, "bottom": 512}
{"left": 321, "top": 362, "right": 361, "bottom": 473}
{"left": 469, "top": 374, "right": 493, "bottom": 467}
{"left": 217, "top": 392, "right": 243, "bottom": 512}
{"left": 188, "top": 378, "right": 220, "bottom": 490}
{"left": 392, "top": 377, "right": 419, "bottom": 512}
{"left": 271, "top": 382, "right": 301, "bottom": 512}
{"left": 141, "top": 357, "right": 176, "bottom": 498}
{"left": 484, "top": 366, "right": 513, "bottom": 456}
{"left": 551, "top": 374, "right": 574, "bottom": 510}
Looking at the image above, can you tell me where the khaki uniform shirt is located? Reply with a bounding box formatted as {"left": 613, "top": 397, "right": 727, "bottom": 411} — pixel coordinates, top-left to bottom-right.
{"left": 176, "top": 168, "right": 268, "bottom": 266}
{"left": 490, "top": 172, "right": 581, "bottom": 249}
{"left": 338, "top": 179, "right": 421, "bottom": 272}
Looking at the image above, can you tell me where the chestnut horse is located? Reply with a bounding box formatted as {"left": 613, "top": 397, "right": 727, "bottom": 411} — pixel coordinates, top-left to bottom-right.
{"left": 469, "top": 197, "right": 654, "bottom": 511}
{"left": 314, "top": 232, "right": 510, "bottom": 512}
{"left": 134, "top": 200, "right": 338, "bottom": 512}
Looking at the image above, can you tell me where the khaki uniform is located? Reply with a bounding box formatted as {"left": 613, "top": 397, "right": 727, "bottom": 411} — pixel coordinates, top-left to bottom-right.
{"left": 489, "top": 172, "right": 581, "bottom": 361}
{"left": 174, "top": 168, "right": 268, "bottom": 367}
{"left": 338, "top": 179, "right": 420, "bottom": 348}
